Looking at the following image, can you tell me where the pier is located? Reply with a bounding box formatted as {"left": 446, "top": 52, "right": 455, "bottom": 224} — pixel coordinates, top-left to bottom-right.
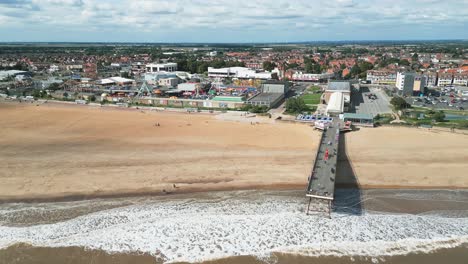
{"left": 306, "top": 119, "right": 341, "bottom": 217}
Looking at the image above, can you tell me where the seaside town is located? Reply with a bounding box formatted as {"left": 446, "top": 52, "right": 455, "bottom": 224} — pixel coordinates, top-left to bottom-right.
{"left": 1, "top": 42, "right": 468, "bottom": 129}
{"left": 2, "top": 0, "right": 468, "bottom": 262}
{"left": 1, "top": 42, "right": 468, "bottom": 263}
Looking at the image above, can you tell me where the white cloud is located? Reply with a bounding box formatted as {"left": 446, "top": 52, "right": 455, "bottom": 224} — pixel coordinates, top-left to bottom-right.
{"left": 0, "top": 0, "right": 467, "bottom": 41}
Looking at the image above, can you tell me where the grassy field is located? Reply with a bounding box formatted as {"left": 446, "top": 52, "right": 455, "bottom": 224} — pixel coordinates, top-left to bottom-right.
{"left": 301, "top": 93, "right": 322, "bottom": 105}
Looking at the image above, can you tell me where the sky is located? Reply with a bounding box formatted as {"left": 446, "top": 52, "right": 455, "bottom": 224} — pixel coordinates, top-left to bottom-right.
{"left": 0, "top": 0, "right": 468, "bottom": 43}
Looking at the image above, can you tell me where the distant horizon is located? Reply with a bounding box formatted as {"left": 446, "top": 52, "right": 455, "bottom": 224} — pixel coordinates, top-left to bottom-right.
{"left": 0, "top": 39, "right": 467, "bottom": 45}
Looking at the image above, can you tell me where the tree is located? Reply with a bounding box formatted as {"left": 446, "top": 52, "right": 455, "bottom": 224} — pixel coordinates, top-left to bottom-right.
{"left": 262, "top": 61, "right": 276, "bottom": 71}
{"left": 121, "top": 71, "right": 130, "bottom": 78}
{"left": 89, "top": 95, "right": 96, "bottom": 102}
{"left": 63, "top": 92, "right": 69, "bottom": 98}
{"left": 433, "top": 111, "right": 445, "bottom": 122}
{"left": 412, "top": 53, "right": 419, "bottom": 61}
{"left": 48, "top": 82, "right": 61, "bottom": 91}
{"left": 399, "top": 59, "right": 410, "bottom": 66}
{"left": 390, "top": 96, "right": 410, "bottom": 110}
{"left": 32, "top": 89, "right": 41, "bottom": 99}
{"left": 285, "top": 97, "right": 309, "bottom": 113}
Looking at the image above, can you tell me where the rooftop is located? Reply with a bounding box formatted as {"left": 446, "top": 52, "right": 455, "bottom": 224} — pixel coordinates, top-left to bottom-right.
{"left": 342, "top": 113, "right": 374, "bottom": 120}
{"left": 248, "top": 92, "right": 283, "bottom": 103}
{"left": 212, "top": 96, "right": 244, "bottom": 102}
{"left": 327, "top": 81, "right": 351, "bottom": 92}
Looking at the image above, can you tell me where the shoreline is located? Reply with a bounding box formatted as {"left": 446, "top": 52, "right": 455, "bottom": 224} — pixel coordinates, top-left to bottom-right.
{"left": 1, "top": 183, "right": 468, "bottom": 204}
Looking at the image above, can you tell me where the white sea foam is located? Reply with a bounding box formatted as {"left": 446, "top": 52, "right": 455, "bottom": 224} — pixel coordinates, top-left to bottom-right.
{"left": 0, "top": 192, "right": 468, "bottom": 263}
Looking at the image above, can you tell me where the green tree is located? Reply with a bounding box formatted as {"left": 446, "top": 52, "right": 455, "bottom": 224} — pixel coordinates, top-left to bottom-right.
{"left": 89, "top": 95, "right": 96, "bottom": 102}
{"left": 48, "top": 82, "right": 61, "bottom": 91}
{"left": 285, "top": 97, "right": 309, "bottom": 113}
{"left": 390, "top": 96, "right": 410, "bottom": 110}
{"left": 433, "top": 111, "right": 446, "bottom": 122}
{"left": 32, "top": 89, "right": 41, "bottom": 99}
{"left": 121, "top": 71, "right": 131, "bottom": 78}
{"left": 399, "top": 59, "right": 410, "bottom": 66}
{"left": 262, "top": 61, "right": 276, "bottom": 71}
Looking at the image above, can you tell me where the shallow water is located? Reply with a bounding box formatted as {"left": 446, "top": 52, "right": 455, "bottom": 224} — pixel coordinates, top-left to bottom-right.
{"left": 0, "top": 189, "right": 467, "bottom": 263}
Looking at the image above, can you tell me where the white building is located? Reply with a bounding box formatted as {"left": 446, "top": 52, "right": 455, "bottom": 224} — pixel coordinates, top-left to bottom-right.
{"left": 291, "top": 72, "right": 335, "bottom": 82}
{"left": 366, "top": 70, "right": 397, "bottom": 84}
{"left": 396, "top": 72, "right": 427, "bottom": 95}
{"left": 453, "top": 73, "right": 468, "bottom": 86}
{"left": 158, "top": 78, "right": 178, "bottom": 87}
{"left": 98, "top": 76, "right": 134, "bottom": 85}
{"left": 49, "top": 65, "right": 60, "bottom": 73}
{"left": 437, "top": 73, "right": 453, "bottom": 87}
{"left": 146, "top": 63, "right": 177, "bottom": 73}
{"left": 144, "top": 72, "right": 177, "bottom": 84}
{"left": 207, "top": 67, "right": 272, "bottom": 80}
{"left": 326, "top": 92, "right": 344, "bottom": 116}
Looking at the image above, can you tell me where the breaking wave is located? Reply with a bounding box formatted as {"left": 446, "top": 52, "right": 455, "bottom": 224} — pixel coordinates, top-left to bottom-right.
{"left": 0, "top": 190, "right": 467, "bottom": 263}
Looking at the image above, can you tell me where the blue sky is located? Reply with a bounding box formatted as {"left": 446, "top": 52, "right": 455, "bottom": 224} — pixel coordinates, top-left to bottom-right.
{"left": 0, "top": 0, "right": 467, "bottom": 42}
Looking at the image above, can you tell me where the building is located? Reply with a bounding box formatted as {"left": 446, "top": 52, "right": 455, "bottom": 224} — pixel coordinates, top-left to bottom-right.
{"left": 324, "top": 81, "right": 351, "bottom": 105}
{"left": 98, "top": 76, "right": 134, "bottom": 86}
{"left": 261, "top": 80, "right": 290, "bottom": 94}
{"left": 437, "top": 73, "right": 453, "bottom": 87}
{"left": 325, "top": 92, "right": 344, "bottom": 116}
{"left": 247, "top": 93, "right": 284, "bottom": 108}
{"left": 396, "top": 72, "right": 427, "bottom": 96}
{"left": 425, "top": 72, "right": 438, "bottom": 87}
{"left": 341, "top": 113, "right": 374, "bottom": 127}
{"left": 158, "top": 78, "right": 178, "bottom": 87}
{"left": 366, "top": 70, "right": 397, "bottom": 85}
{"left": 49, "top": 65, "right": 60, "bottom": 73}
{"left": 207, "top": 67, "right": 272, "bottom": 80}
{"left": 0, "top": 70, "right": 30, "bottom": 81}
{"left": 146, "top": 63, "right": 177, "bottom": 73}
{"left": 247, "top": 81, "right": 289, "bottom": 108}
{"left": 289, "top": 72, "right": 335, "bottom": 82}
{"left": 83, "top": 63, "right": 97, "bottom": 79}
{"left": 144, "top": 72, "right": 177, "bottom": 84}
{"left": 453, "top": 73, "right": 468, "bottom": 86}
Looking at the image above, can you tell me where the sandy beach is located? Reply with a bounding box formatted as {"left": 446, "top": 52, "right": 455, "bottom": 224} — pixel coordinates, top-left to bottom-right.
{"left": 339, "top": 126, "right": 468, "bottom": 189}
{"left": 0, "top": 102, "right": 319, "bottom": 201}
{"left": 1, "top": 101, "right": 468, "bottom": 201}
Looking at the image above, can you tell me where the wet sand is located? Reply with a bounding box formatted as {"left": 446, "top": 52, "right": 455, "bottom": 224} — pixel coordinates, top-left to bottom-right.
{"left": 1, "top": 189, "right": 467, "bottom": 263}
{"left": 1, "top": 238, "right": 467, "bottom": 264}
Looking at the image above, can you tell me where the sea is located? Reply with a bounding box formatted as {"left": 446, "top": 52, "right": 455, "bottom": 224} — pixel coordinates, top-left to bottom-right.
{"left": 0, "top": 189, "right": 467, "bottom": 264}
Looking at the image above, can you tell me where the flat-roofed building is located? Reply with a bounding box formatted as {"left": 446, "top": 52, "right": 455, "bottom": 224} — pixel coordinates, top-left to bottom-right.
{"left": 325, "top": 92, "right": 344, "bottom": 116}
{"left": 146, "top": 62, "right": 177, "bottom": 72}
{"left": 207, "top": 67, "right": 272, "bottom": 80}
{"left": 144, "top": 72, "right": 177, "bottom": 84}
{"left": 324, "top": 81, "right": 351, "bottom": 104}
{"left": 342, "top": 113, "right": 374, "bottom": 127}
{"left": 98, "top": 76, "right": 134, "bottom": 86}
{"left": 396, "top": 72, "right": 427, "bottom": 96}
{"left": 290, "top": 72, "right": 335, "bottom": 82}
{"left": 261, "top": 80, "right": 289, "bottom": 94}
